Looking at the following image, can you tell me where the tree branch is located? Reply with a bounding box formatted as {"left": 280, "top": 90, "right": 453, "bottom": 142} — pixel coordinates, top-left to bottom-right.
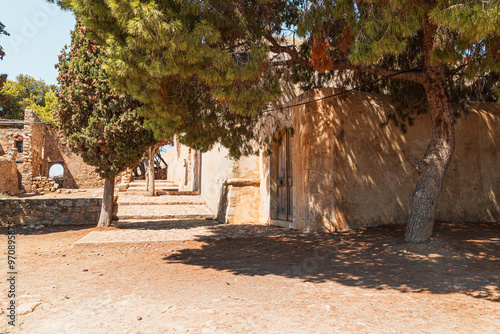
{"left": 264, "top": 33, "right": 425, "bottom": 84}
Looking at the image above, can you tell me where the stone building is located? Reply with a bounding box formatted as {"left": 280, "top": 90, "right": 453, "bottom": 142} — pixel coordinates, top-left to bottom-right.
{"left": 0, "top": 109, "right": 104, "bottom": 194}
{"left": 169, "top": 89, "right": 500, "bottom": 232}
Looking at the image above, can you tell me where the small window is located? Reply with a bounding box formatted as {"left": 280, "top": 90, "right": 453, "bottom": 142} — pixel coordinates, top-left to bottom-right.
{"left": 15, "top": 141, "right": 23, "bottom": 153}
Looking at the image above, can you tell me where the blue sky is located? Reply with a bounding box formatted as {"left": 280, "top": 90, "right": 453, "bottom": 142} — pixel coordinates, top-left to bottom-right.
{"left": 0, "top": 0, "right": 75, "bottom": 85}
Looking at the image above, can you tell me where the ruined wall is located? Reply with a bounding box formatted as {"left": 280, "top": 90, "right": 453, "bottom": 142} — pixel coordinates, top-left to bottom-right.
{"left": 30, "top": 113, "right": 46, "bottom": 178}
{"left": 283, "top": 89, "right": 500, "bottom": 232}
{"left": 0, "top": 198, "right": 101, "bottom": 226}
{"left": 0, "top": 122, "right": 24, "bottom": 191}
{"left": 0, "top": 161, "right": 20, "bottom": 195}
{"left": 44, "top": 127, "right": 104, "bottom": 189}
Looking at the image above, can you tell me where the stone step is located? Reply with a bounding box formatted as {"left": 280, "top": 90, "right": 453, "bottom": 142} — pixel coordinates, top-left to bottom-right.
{"left": 127, "top": 181, "right": 178, "bottom": 186}
{"left": 113, "top": 204, "right": 214, "bottom": 220}
{"left": 119, "top": 190, "right": 198, "bottom": 196}
{"left": 126, "top": 186, "right": 180, "bottom": 191}
{"left": 112, "top": 218, "right": 216, "bottom": 226}
{"left": 116, "top": 195, "right": 205, "bottom": 206}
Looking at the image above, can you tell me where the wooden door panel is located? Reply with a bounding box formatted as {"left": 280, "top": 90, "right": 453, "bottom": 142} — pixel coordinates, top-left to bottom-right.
{"left": 277, "top": 131, "right": 293, "bottom": 221}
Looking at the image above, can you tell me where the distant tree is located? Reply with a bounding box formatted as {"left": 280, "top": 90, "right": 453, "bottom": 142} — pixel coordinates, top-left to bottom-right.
{"left": 0, "top": 74, "right": 56, "bottom": 120}
{"left": 55, "top": 22, "right": 155, "bottom": 227}
{"left": 29, "top": 90, "right": 57, "bottom": 122}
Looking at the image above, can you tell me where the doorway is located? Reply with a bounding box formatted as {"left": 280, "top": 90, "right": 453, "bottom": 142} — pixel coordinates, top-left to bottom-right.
{"left": 276, "top": 130, "right": 293, "bottom": 222}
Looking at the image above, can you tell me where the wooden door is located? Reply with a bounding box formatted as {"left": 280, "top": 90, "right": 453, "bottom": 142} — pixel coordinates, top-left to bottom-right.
{"left": 277, "top": 131, "right": 293, "bottom": 221}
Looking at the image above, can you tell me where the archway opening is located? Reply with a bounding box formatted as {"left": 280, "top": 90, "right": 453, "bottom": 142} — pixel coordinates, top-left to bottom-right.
{"left": 49, "top": 164, "right": 64, "bottom": 177}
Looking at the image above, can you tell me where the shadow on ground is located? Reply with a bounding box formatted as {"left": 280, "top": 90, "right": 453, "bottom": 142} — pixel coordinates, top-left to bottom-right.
{"left": 163, "top": 221, "right": 500, "bottom": 302}
{"left": 0, "top": 224, "right": 93, "bottom": 236}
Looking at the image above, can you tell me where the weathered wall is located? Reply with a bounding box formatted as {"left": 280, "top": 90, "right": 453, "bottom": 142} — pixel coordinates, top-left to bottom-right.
{"left": 44, "top": 127, "right": 104, "bottom": 189}
{"left": 199, "top": 142, "right": 263, "bottom": 224}
{"left": 162, "top": 140, "right": 198, "bottom": 191}
{"left": 0, "top": 161, "right": 20, "bottom": 195}
{"left": 0, "top": 198, "right": 102, "bottom": 226}
{"left": 0, "top": 122, "right": 24, "bottom": 162}
{"left": 283, "top": 89, "right": 500, "bottom": 232}
{"left": 30, "top": 113, "right": 45, "bottom": 178}
{"left": 224, "top": 154, "right": 261, "bottom": 224}
{"left": 199, "top": 143, "right": 232, "bottom": 218}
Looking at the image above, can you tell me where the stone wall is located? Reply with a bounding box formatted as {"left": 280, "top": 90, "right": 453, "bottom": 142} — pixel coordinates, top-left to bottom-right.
{"left": 0, "top": 198, "right": 102, "bottom": 226}
{"left": 31, "top": 176, "right": 62, "bottom": 193}
{"left": 0, "top": 120, "right": 25, "bottom": 192}
{"left": 44, "top": 127, "right": 104, "bottom": 189}
{"left": 0, "top": 161, "right": 20, "bottom": 195}
{"left": 0, "top": 122, "right": 24, "bottom": 162}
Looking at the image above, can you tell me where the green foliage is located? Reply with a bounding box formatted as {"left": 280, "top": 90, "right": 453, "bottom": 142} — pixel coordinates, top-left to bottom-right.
{"left": 0, "top": 74, "right": 56, "bottom": 120}
{"left": 60, "top": 0, "right": 294, "bottom": 158}
{"left": 293, "top": 0, "right": 500, "bottom": 129}
{"left": 28, "top": 91, "right": 57, "bottom": 123}
{"left": 55, "top": 22, "right": 155, "bottom": 179}
{"left": 0, "top": 21, "right": 8, "bottom": 60}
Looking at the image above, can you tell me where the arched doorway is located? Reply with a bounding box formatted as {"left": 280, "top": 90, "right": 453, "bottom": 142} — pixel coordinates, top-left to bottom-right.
{"left": 49, "top": 163, "right": 64, "bottom": 177}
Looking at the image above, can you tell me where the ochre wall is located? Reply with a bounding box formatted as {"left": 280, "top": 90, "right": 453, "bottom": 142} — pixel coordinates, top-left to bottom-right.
{"left": 0, "top": 161, "right": 20, "bottom": 195}
{"left": 44, "top": 127, "right": 104, "bottom": 189}
{"left": 285, "top": 89, "right": 500, "bottom": 232}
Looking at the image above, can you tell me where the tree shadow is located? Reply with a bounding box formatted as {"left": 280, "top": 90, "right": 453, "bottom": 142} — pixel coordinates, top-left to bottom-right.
{"left": 0, "top": 224, "right": 93, "bottom": 236}
{"left": 164, "top": 221, "right": 500, "bottom": 302}
{"left": 113, "top": 219, "right": 220, "bottom": 231}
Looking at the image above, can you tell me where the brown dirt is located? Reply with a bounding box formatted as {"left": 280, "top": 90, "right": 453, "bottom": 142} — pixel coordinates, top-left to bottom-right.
{"left": 0, "top": 221, "right": 499, "bottom": 333}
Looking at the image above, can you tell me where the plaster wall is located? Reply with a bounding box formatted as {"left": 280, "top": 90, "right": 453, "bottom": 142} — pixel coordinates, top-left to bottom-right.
{"left": 198, "top": 142, "right": 263, "bottom": 224}
{"left": 285, "top": 89, "right": 500, "bottom": 232}
{"left": 199, "top": 143, "right": 232, "bottom": 218}
{"left": 163, "top": 140, "right": 197, "bottom": 191}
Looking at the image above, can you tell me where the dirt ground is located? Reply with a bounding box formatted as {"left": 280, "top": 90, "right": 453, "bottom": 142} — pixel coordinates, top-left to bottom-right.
{"left": 0, "top": 220, "right": 499, "bottom": 333}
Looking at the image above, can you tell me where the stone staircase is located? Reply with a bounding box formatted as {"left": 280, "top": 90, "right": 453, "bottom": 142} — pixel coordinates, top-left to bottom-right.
{"left": 113, "top": 180, "right": 214, "bottom": 223}
{"left": 119, "top": 180, "right": 199, "bottom": 196}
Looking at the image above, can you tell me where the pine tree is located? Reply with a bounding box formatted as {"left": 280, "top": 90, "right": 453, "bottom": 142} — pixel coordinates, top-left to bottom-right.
{"left": 56, "top": 0, "right": 293, "bottom": 157}
{"left": 291, "top": 0, "right": 500, "bottom": 241}
{"left": 55, "top": 22, "right": 155, "bottom": 227}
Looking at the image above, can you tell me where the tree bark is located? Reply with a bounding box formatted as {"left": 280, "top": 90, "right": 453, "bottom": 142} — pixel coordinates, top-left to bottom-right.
{"left": 145, "top": 146, "right": 156, "bottom": 196}
{"left": 97, "top": 177, "right": 115, "bottom": 227}
{"left": 405, "top": 62, "right": 455, "bottom": 242}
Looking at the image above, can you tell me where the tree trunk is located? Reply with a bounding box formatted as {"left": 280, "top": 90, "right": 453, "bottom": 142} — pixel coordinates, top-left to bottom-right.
{"left": 405, "top": 64, "right": 455, "bottom": 242}
{"left": 145, "top": 146, "right": 156, "bottom": 196}
{"left": 97, "top": 177, "right": 115, "bottom": 227}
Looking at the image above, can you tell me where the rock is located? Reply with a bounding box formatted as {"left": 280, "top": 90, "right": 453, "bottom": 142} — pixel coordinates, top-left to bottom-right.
{"left": 161, "top": 304, "right": 174, "bottom": 313}
{"left": 137, "top": 316, "right": 142, "bottom": 321}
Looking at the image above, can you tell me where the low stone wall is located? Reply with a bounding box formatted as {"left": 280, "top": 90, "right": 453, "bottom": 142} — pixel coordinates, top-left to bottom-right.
{"left": 0, "top": 198, "right": 102, "bottom": 226}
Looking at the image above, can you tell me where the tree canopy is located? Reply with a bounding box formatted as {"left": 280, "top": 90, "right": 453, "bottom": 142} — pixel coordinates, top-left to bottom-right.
{"left": 57, "top": 0, "right": 500, "bottom": 241}
{"left": 55, "top": 22, "right": 156, "bottom": 226}
{"left": 283, "top": 0, "right": 500, "bottom": 241}
{"left": 57, "top": 0, "right": 300, "bottom": 157}
{"left": 0, "top": 21, "right": 8, "bottom": 61}
{"left": 55, "top": 22, "right": 155, "bottom": 180}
